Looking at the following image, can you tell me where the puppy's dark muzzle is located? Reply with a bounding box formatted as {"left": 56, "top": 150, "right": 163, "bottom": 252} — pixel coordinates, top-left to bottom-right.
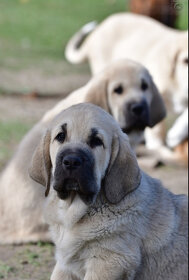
{"left": 53, "top": 148, "right": 98, "bottom": 204}
{"left": 130, "top": 102, "right": 147, "bottom": 117}
{"left": 123, "top": 100, "right": 150, "bottom": 134}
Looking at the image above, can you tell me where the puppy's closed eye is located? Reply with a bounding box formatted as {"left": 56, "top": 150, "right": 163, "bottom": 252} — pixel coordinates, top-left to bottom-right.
{"left": 88, "top": 136, "right": 104, "bottom": 149}
{"left": 55, "top": 124, "right": 67, "bottom": 143}
{"left": 141, "top": 79, "right": 149, "bottom": 91}
{"left": 88, "top": 129, "right": 104, "bottom": 148}
{"left": 113, "top": 84, "right": 124, "bottom": 95}
{"left": 55, "top": 132, "right": 66, "bottom": 143}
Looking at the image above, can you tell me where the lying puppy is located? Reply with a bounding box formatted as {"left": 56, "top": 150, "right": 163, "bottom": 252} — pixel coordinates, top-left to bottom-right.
{"left": 29, "top": 103, "right": 188, "bottom": 280}
{"left": 0, "top": 60, "right": 166, "bottom": 244}
{"left": 65, "top": 13, "right": 188, "bottom": 150}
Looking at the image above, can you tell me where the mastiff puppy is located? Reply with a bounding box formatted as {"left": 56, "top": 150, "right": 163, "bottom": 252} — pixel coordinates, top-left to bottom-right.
{"left": 0, "top": 60, "right": 166, "bottom": 244}
{"left": 29, "top": 104, "right": 188, "bottom": 280}
{"left": 65, "top": 13, "right": 188, "bottom": 150}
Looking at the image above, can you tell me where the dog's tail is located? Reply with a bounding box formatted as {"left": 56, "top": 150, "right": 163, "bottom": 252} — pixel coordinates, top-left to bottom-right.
{"left": 65, "top": 21, "right": 98, "bottom": 64}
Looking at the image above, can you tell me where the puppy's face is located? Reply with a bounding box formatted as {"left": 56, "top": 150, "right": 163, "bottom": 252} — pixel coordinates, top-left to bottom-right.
{"left": 87, "top": 60, "right": 166, "bottom": 143}
{"left": 50, "top": 112, "right": 112, "bottom": 205}
{"left": 29, "top": 104, "right": 141, "bottom": 206}
{"left": 107, "top": 63, "right": 154, "bottom": 134}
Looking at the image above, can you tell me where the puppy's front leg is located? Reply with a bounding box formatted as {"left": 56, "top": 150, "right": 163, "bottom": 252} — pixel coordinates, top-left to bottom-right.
{"left": 51, "top": 263, "right": 78, "bottom": 280}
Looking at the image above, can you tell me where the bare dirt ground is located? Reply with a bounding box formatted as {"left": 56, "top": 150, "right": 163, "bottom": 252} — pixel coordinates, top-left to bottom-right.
{"left": 0, "top": 60, "right": 90, "bottom": 96}
{"left": 0, "top": 93, "right": 188, "bottom": 280}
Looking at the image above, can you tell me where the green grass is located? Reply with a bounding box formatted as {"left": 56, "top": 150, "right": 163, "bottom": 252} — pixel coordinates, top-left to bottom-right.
{"left": 0, "top": 0, "right": 126, "bottom": 66}
{"left": 0, "top": 0, "right": 187, "bottom": 155}
{"left": 0, "top": 261, "right": 15, "bottom": 279}
{"left": 0, "top": 120, "right": 33, "bottom": 169}
{"left": 0, "top": 120, "right": 32, "bottom": 142}
{"left": 0, "top": 243, "right": 54, "bottom": 280}
{"left": 0, "top": 0, "right": 187, "bottom": 68}
{"left": 176, "top": 0, "right": 188, "bottom": 29}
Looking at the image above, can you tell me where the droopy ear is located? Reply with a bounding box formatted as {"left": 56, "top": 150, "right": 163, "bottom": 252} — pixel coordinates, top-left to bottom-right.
{"left": 85, "top": 76, "right": 110, "bottom": 112}
{"left": 29, "top": 130, "right": 52, "bottom": 196}
{"left": 148, "top": 77, "right": 167, "bottom": 127}
{"left": 104, "top": 133, "right": 141, "bottom": 204}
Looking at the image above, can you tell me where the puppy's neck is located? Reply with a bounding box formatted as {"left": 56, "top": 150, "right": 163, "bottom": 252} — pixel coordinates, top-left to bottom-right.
{"left": 45, "top": 191, "right": 88, "bottom": 229}
{"left": 87, "top": 188, "right": 139, "bottom": 219}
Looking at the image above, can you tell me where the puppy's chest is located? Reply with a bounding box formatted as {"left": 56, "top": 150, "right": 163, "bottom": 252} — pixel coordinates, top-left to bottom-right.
{"left": 53, "top": 207, "right": 123, "bottom": 261}
{"left": 48, "top": 194, "right": 130, "bottom": 275}
{"left": 54, "top": 223, "right": 109, "bottom": 277}
{"left": 53, "top": 211, "right": 114, "bottom": 255}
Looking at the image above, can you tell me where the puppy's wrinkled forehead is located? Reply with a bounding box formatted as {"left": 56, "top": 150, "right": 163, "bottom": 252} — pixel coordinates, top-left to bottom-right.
{"left": 51, "top": 103, "right": 120, "bottom": 139}
{"left": 107, "top": 60, "right": 151, "bottom": 83}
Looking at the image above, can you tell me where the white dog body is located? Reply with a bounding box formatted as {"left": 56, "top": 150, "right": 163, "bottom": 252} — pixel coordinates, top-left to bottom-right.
{"left": 66, "top": 13, "right": 188, "bottom": 150}
{"left": 66, "top": 13, "right": 188, "bottom": 99}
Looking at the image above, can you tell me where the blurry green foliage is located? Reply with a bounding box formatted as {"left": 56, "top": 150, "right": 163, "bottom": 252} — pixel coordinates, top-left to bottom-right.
{"left": 0, "top": 0, "right": 187, "bottom": 63}
{"left": 0, "top": 0, "right": 126, "bottom": 61}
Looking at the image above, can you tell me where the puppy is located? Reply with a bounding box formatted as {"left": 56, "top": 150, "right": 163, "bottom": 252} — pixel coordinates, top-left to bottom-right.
{"left": 65, "top": 13, "right": 188, "bottom": 150}
{"left": 29, "top": 103, "right": 188, "bottom": 280}
{"left": 0, "top": 60, "right": 166, "bottom": 244}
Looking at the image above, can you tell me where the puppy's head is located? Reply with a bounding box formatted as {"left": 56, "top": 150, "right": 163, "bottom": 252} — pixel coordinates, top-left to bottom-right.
{"left": 86, "top": 59, "right": 166, "bottom": 143}
{"left": 29, "top": 104, "right": 141, "bottom": 205}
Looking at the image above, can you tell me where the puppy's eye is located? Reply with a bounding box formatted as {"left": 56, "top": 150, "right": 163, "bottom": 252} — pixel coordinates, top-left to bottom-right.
{"left": 141, "top": 79, "right": 149, "bottom": 91}
{"left": 113, "top": 85, "right": 123, "bottom": 95}
{"left": 89, "top": 137, "right": 104, "bottom": 149}
{"left": 55, "top": 132, "right": 65, "bottom": 143}
{"left": 183, "top": 58, "right": 188, "bottom": 64}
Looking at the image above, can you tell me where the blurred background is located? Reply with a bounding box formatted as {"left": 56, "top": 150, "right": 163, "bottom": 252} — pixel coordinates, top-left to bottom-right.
{"left": 0, "top": 0, "right": 188, "bottom": 169}
{"left": 0, "top": 0, "right": 188, "bottom": 95}
{"left": 0, "top": 1, "right": 188, "bottom": 279}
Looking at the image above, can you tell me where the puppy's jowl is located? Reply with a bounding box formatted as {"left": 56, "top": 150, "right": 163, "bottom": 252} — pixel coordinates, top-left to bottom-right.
{"left": 30, "top": 104, "right": 188, "bottom": 280}
{"left": 53, "top": 142, "right": 98, "bottom": 205}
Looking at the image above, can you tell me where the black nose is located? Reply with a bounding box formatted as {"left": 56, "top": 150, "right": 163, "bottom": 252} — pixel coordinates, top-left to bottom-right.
{"left": 63, "top": 154, "right": 82, "bottom": 170}
{"left": 130, "top": 102, "right": 145, "bottom": 117}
